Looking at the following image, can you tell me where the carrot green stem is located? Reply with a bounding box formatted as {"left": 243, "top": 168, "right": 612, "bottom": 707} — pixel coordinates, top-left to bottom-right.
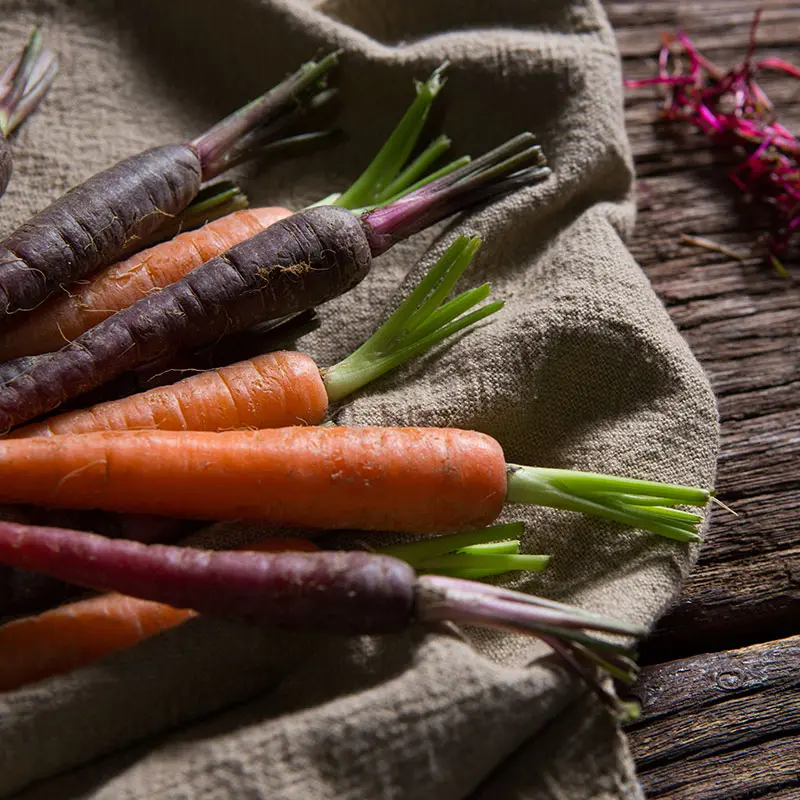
{"left": 377, "top": 522, "right": 524, "bottom": 563}
{"left": 457, "top": 541, "right": 520, "bottom": 556}
{"left": 377, "top": 156, "right": 472, "bottom": 207}
{"left": 313, "top": 154, "right": 469, "bottom": 214}
{"left": 362, "top": 134, "right": 550, "bottom": 255}
{"left": 310, "top": 153, "right": 470, "bottom": 213}
{"left": 417, "top": 575, "right": 645, "bottom": 639}
{"left": 308, "top": 71, "right": 460, "bottom": 213}
{"left": 374, "top": 134, "right": 453, "bottom": 205}
{"left": 0, "top": 27, "right": 58, "bottom": 136}
{"left": 336, "top": 64, "right": 448, "bottom": 209}
{"left": 504, "top": 466, "right": 711, "bottom": 543}
{"left": 538, "top": 631, "right": 639, "bottom": 720}
{"left": 374, "top": 523, "right": 549, "bottom": 579}
{"left": 415, "top": 553, "right": 550, "bottom": 574}
{"left": 193, "top": 51, "right": 340, "bottom": 180}
{"left": 322, "top": 235, "right": 501, "bottom": 403}
{"left": 166, "top": 181, "right": 249, "bottom": 234}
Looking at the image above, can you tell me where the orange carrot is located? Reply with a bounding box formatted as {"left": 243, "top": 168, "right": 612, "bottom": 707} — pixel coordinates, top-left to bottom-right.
{"left": 0, "top": 207, "right": 292, "bottom": 362}
{"left": 0, "top": 426, "right": 709, "bottom": 541}
{"left": 0, "top": 536, "right": 319, "bottom": 692}
{"left": 10, "top": 352, "right": 328, "bottom": 438}
{"left": 7, "top": 236, "right": 499, "bottom": 439}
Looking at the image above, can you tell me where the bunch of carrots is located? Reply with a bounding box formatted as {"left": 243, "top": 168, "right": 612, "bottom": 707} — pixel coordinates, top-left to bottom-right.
{"left": 0, "top": 42, "right": 715, "bottom": 718}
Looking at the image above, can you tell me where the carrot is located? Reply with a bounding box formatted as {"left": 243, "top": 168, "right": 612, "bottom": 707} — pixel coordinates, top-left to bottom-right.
{"left": 0, "top": 524, "right": 549, "bottom": 691}
{"left": 0, "top": 426, "right": 710, "bottom": 542}
{"left": 0, "top": 536, "right": 320, "bottom": 692}
{"left": 0, "top": 28, "right": 58, "bottom": 198}
{"left": 0, "top": 593, "right": 195, "bottom": 691}
{"left": 8, "top": 236, "right": 499, "bottom": 437}
{"left": 0, "top": 134, "right": 549, "bottom": 431}
{"left": 0, "top": 207, "right": 292, "bottom": 361}
{"left": 7, "top": 351, "right": 327, "bottom": 437}
{"left": 0, "top": 520, "right": 643, "bottom": 716}
{"left": 0, "top": 65, "right": 454, "bottom": 361}
{"left": 0, "top": 181, "right": 252, "bottom": 365}
{"left": 0, "top": 503, "right": 196, "bottom": 618}
{"left": 0, "top": 52, "right": 337, "bottom": 318}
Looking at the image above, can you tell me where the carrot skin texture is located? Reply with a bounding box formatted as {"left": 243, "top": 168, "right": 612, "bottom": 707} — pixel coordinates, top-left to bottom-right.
{"left": 0, "top": 145, "right": 202, "bottom": 317}
{"left": 0, "top": 427, "right": 508, "bottom": 534}
{"left": 0, "top": 522, "right": 416, "bottom": 634}
{"left": 0, "top": 207, "right": 293, "bottom": 361}
{"left": 8, "top": 351, "right": 328, "bottom": 438}
{"left": 0, "top": 205, "right": 370, "bottom": 431}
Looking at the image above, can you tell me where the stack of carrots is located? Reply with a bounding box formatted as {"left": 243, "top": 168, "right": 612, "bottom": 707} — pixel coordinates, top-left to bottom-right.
{"left": 0, "top": 43, "right": 713, "bottom": 718}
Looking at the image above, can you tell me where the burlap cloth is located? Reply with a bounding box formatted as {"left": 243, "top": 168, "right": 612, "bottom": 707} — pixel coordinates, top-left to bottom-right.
{"left": 0, "top": 1, "right": 719, "bottom": 797}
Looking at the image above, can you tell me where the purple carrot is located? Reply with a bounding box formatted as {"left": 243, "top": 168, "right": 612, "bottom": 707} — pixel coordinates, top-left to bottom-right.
{"left": 0, "top": 520, "right": 641, "bottom": 714}
{"left": 0, "top": 504, "right": 196, "bottom": 618}
{"left": 0, "top": 134, "right": 549, "bottom": 431}
{"left": 0, "top": 52, "right": 337, "bottom": 318}
{"left": 0, "top": 28, "right": 58, "bottom": 198}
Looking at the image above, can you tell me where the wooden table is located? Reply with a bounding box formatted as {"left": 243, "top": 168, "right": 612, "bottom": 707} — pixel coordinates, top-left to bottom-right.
{"left": 606, "top": 3, "right": 800, "bottom": 797}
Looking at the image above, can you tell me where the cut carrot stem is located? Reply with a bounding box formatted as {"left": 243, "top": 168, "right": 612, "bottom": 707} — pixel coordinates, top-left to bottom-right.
{"left": 0, "top": 28, "right": 58, "bottom": 137}
{"left": 504, "top": 466, "right": 709, "bottom": 543}
{"left": 150, "top": 181, "right": 250, "bottom": 243}
{"left": 375, "top": 134, "right": 453, "bottom": 205}
{"left": 192, "top": 51, "right": 340, "bottom": 180}
{"left": 456, "top": 541, "right": 520, "bottom": 556}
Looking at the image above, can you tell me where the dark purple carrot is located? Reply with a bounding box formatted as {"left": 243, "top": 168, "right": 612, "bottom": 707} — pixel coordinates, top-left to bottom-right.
{"left": 0, "top": 520, "right": 642, "bottom": 715}
{"left": 0, "top": 504, "right": 196, "bottom": 618}
{"left": 0, "top": 52, "right": 337, "bottom": 318}
{"left": 0, "top": 28, "right": 58, "bottom": 198}
{"left": 0, "top": 134, "right": 550, "bottom": 430}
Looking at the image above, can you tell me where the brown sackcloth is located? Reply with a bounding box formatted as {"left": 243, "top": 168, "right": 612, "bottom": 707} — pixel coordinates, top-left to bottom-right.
{"left": 0, "top": 1, "right": 718, "bottom": 797}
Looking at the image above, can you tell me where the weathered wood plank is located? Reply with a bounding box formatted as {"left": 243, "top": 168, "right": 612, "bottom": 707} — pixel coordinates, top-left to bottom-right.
{"left": 625, "top": 636, "right": 800, "bottom": 799}
{"left": 607, "top": 2, "right": 799, "bottom": 794}
{"left": 605, "top": 0, "right": 800, "bottom": 659}
{"left": 640, "top": 546, "right": 800, "bottom": 663}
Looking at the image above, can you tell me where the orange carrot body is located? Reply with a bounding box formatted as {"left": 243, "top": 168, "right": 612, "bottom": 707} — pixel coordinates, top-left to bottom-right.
{"left": 0, "top": 594, "right": 194, "bottom": 692}
{"left": 0, "top": 536, "right": 319, "bottom": 692}
{"left": 0, "top": 427, "right": 508, "bottom": 534}
{"left": 9, "top": 351, "right": 328, "bottom": 438}
{"left": 0, "top": 207, "right": 292, "bottom": 361}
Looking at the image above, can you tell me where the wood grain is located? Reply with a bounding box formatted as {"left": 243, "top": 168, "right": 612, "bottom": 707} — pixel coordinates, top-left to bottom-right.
{"left": 625, "top": 636, "right": 800, "bottom": 799}
{"left": 606, "top": 1, "right": 800, "bottom": 660}
{"left": 606, "top": 2, "right": 800, "bottom": 796}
